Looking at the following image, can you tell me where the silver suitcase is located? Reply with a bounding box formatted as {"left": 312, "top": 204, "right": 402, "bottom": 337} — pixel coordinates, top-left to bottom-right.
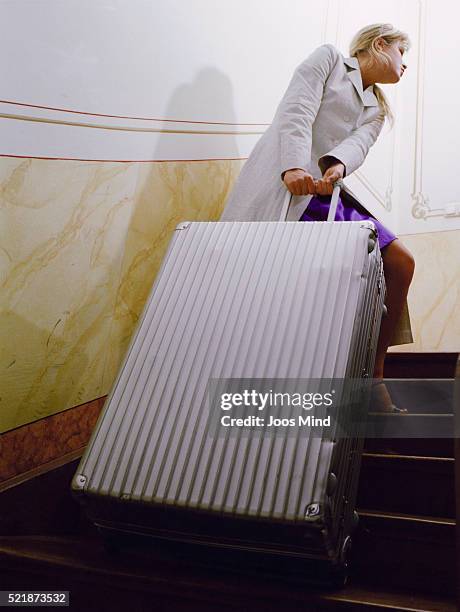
{"left": 72, "top": 182, "right": 386, "bottom": 586}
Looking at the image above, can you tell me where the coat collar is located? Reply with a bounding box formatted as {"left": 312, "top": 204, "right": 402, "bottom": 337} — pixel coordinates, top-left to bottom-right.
{"left": 343, "top": 56, "right": 379, "bottom": 108}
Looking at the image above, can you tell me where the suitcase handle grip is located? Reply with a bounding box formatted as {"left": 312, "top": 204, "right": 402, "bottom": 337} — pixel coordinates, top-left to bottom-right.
{"left": 280, "top": 179, "right": 344, "bottom": 222}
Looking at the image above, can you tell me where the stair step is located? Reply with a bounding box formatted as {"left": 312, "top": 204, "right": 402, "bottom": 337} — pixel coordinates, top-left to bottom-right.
{"left": 372, "top": 379, "right": 453, "bottom": 414}
{"left": 357, "top": 453, "right": 454, "bottom": 518}
{"left": 322, "top": 585, "right": 457, "bottom": 611}
{"left": 363, "top": 437, "right": 454, "bottom": 458}
{"left": 351, "top": 511, "right": 456, "bottom": 597}
{"left": 365, "top": 413, "right": 453, "bottom": 439}
{"left": 0, "top": 535, "right": 456, "bottom": 611}
{"left": 383, "top": 353, "right": 458, "bottom": 379}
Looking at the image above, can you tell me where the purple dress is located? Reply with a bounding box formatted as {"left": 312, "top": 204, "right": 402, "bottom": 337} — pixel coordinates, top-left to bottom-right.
{"left": 299, "top": 193, "right": 397, "bottom": 251}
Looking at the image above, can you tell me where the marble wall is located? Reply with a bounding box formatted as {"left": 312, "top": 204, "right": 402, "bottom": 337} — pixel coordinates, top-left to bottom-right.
{"left": 391, "top": 230, "right": 460, "bottom": 353}
{"left": 0, "top": 156, "right": 458, "bottom": 433}
{"left": 0, "top": 156, "right": 243, "bottom": 433}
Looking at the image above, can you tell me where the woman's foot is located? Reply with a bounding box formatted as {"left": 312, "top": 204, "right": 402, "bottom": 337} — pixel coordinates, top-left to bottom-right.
{"left": 370, "top": 380, "right": 408, "bottom": 414}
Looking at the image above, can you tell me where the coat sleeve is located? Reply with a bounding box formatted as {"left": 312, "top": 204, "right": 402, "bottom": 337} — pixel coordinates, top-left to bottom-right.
{"left": 317, "top": 111, "right": 385, "bottom": 177}
{"left": 278, "top": 44, "right": 338, "bottom": 180}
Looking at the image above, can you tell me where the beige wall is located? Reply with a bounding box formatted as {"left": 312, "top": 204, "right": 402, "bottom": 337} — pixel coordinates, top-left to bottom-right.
{"left": 391, "top": 231, "right": 460, "bottom": 353}
{"left": 0, "top": 156, "right": 242, "bottom": 432}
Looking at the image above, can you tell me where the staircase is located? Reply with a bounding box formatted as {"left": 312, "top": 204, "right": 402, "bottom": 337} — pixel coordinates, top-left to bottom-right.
{"left": 0, "top": 353, "right": 457, "bottom": 611}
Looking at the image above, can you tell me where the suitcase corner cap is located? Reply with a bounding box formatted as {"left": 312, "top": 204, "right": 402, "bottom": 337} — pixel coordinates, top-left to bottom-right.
{"left": 72, "top": 474, "right": 87, "bottom": 491}
{"left": 304, "top": 502, "right": 323, "bottom": 522}
{"left": 175, "top": 221, "right": 192, "bottom": 231}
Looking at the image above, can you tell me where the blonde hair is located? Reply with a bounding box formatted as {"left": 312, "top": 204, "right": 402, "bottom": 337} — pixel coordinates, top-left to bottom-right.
{"left": 349, "top": 23, "right": 411, "bottom": 128}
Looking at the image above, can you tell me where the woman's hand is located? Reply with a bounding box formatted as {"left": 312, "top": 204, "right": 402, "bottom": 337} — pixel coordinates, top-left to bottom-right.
{"left": 315, "top": 163, "right": 345, "bottom": 195}
{"left": 283, "top": 169, "right": 318, "bottom": 195}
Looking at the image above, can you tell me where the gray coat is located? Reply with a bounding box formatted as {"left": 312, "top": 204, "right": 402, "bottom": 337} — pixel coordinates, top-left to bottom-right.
{"left": 219, "top": 43, "right": 413, "bottom": 346}
{"left": 220, "top": 43, "right": 385, "bottom": 222}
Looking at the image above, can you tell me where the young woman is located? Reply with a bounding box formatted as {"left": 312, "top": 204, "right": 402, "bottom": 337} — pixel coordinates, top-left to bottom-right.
{"left": 220, "top": 23, "right": 415, "bottom": 412}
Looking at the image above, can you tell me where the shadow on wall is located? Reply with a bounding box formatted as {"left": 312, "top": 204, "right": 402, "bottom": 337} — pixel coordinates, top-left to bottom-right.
{"left": 103, "top": 67, "right": 245, "bottom": 381}
{"left": 152, "top": 66, "right": 241, "bottom": 224}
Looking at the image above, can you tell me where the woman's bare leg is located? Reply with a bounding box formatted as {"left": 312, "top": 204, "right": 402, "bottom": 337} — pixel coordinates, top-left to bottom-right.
{"left": 371, "top": 239, "right": 415, "bottom": 409}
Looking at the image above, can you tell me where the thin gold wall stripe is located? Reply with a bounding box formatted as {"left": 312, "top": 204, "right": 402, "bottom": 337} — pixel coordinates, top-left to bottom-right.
{"left": 0, "top": 113, "right": 266, "bottom": 136}
{"left": 0, "top": 99, "right": 270, "bottom": 126}
{"left": 0, "top": 154, "right": 249, "bottom": 163}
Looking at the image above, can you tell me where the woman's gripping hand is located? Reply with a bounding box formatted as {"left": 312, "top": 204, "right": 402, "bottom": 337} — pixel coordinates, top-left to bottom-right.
{"left": 283, "top": 163, "right": 345, "bottom": 196}
{"left": 282, "top": 169, "right": 318, "bottom": 196}
{"left": 315, "top": 163, "right": 345, "bottom": 195}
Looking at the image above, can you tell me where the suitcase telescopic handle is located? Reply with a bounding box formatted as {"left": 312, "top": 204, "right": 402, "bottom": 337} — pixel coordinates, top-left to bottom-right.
{"left": 280, "top": 179, "right": 344, "bottom": 222}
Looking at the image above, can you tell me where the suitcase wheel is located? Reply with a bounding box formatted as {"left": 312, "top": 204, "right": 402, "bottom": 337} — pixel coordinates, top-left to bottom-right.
{"left": 330, "top": 534, "right": 353, "bottom": 588}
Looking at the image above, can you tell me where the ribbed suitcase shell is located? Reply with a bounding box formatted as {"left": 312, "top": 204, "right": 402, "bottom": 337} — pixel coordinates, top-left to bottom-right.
{"left": 73, "top": 219, "right": 385, "bottom": 579}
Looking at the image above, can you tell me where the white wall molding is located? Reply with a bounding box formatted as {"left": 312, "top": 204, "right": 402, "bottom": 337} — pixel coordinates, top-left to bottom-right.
{"left": 410, "top": 1, "right": 460, "bottom": 221}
